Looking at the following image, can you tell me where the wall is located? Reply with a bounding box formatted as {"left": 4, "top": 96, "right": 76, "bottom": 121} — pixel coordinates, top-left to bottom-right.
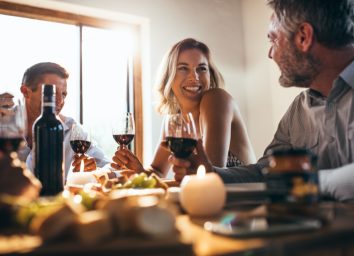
{"left": 241, "top": 0, "right": 304, "bottom": 157}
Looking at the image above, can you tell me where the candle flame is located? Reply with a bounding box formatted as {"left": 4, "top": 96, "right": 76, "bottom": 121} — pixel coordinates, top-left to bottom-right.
{"left": 80, "top": 160, "right": 84, "bottom": 172}
{"left": 197, "top": 165, "right": 206, "bottom": 178}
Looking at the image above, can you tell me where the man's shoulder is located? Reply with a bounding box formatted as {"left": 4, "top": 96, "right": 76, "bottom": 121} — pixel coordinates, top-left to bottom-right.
{"left": 280, "top": 89, "right": 310, "bottom": 121}
{"left": 293, "top": 89, "right": 309, "bottom": 101}
{"left": 59, "top": 114, "right": 77, "bottom": 129}
{"left": 286, "top": 89, "right": 309, "bottom": 108}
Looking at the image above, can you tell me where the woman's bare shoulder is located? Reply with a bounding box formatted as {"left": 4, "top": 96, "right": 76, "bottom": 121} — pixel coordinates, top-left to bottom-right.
{"left": 200, "top": 88, "right": 234, "bottom": 111}
{"left": 202, "top": 88, "right": 232, "bottom": 99}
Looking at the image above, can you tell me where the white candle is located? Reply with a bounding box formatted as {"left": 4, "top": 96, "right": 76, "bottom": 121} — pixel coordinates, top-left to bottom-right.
{"left": 66, "top": 160, "right": 97, "bottom": 186}
{"left": 179, "top": 165, "right": 226, "bottom": 217}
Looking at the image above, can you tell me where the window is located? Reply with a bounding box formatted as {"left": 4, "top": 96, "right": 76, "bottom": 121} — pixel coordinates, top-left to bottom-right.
{"left": 0, "top": 2, "right": 143, "bottom": 160}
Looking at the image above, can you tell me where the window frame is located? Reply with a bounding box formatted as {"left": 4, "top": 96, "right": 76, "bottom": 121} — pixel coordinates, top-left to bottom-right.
{"left": 0, "top": 0, "right": 144, "bottom": 162}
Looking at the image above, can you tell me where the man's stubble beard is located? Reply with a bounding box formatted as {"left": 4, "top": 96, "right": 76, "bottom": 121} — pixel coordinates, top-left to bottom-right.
{"left": 278, "top": 41, "right": 321, "bottom": 88}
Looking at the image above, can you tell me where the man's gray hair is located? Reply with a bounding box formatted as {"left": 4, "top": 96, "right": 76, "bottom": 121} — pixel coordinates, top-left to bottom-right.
{"left": 267, "top": 0, "right": 354, "bottom": 48}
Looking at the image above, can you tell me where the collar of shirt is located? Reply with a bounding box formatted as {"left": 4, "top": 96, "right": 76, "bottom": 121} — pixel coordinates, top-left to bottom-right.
{"left": 339, "top": 59, "right": 354, "bottom": 88}
{"left": 326, "top": 59, "right": 354, "bottom": 103}
{"left": 307, "top": 59, "right": 354, "bottom": 107}
{"left": 60, "top": 115, "right": 73, "bottom": 133}
{"left": 308, "top": 89, "right": 326, "bottom": 107}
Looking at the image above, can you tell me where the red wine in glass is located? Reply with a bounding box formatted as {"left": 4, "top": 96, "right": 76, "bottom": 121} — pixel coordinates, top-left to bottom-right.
{"left": 0, "top": 137, "right": 24, "bottom": 154}
{"left": 112, "top": 112, "right": 135, "bottom": 149}
{"left": 70, "top": 140, "right": 91, "bottom": 154}
{"left": 113, "top": 134, "right": 135, "bottom": 147}
{"left": 166, "top": 136, "right": 197, "bottom": 158}
{"left": 69, "top": 123, "right": 91, "bottom": 156}
{"left": 165, "top": 113, "right": 197, "bottom": 159}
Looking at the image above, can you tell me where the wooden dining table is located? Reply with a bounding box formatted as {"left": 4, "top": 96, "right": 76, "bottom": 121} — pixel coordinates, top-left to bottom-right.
{"left": 177, "top": 202, "right": 354, "bottom": 256}
{"left": 1, "top": 197, "right": 354, "bottom": 256}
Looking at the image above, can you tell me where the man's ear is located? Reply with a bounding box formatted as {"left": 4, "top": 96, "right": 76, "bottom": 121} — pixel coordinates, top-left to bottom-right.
{"left": 294, "top": 22, "right": 314, "bottom": 52}
{"left": 20, "top": 85, "right": 31, "bottom": 98}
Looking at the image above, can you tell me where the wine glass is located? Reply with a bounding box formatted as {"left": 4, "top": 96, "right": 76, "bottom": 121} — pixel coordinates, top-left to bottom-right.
{"left": 165, "top": 112, "right": 197, "bottom": 158}
{"left": 0, "top": 96, "right": 26, "bottom": 155}
{"left": 69, "top": 123, "right": 92, "bottom": 157}
{"left": 112, "top": 112, "right": 135, "bottom": 149}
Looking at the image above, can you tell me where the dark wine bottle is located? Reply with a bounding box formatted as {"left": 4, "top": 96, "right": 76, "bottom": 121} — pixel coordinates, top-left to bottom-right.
{"left": 33, "top": 84, "right": 64, "bottom": 196}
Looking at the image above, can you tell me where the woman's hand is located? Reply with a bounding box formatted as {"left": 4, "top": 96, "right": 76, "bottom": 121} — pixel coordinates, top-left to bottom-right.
{"left": 72, "top": 154, "right": 97, "bottom": 172}
{"left": 168, "top": 139, "right": 214, "bottom": 182}
{"left": 111, "top": 147, "right": 145, "bottom": 173}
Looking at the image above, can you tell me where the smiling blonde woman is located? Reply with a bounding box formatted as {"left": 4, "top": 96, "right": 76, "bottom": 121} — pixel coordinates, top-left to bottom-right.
{"left": 112, "top": 38, "right": 256, "bottom": 180}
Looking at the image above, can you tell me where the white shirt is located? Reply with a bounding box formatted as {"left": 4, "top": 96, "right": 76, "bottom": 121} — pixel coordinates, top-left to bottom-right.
{"left": 20, "top": 115, "right": 111, "bottom": 179}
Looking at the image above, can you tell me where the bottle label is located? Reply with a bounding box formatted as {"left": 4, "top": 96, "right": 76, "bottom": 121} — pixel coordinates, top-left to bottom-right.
{"left": 42, "top": 102, "right": 55, "bottom": 107}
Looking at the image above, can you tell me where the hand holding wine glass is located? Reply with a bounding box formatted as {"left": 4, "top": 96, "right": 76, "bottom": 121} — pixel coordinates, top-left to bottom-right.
{"left": 70, "top": 123, "right": 96, "bottom": 172}
{"left": 111, "top": 146, "right": 145, "bottom": 173}
{"left": 111, "top": 112, "right": 135, "bottom": 170}
{"left": 167, "top": 139, "right": 214, "bottom": 182}
{"left": 165, "top": 112, "right": 197, "bottom": 159}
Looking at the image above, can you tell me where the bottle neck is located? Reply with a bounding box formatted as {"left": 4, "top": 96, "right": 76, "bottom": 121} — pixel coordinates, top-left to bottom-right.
{"left": 41, "top": 97, "right": 56, "bottom": 116}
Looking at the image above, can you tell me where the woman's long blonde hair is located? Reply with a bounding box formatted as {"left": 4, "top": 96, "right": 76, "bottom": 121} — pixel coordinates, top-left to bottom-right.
{"left": 155, "top": 38, "right": 224, "bottom": 114}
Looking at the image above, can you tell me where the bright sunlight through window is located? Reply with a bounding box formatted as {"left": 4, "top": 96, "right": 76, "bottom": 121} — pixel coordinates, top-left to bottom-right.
{"left": 0, "top": 13, "right": 135, "bottom": 158}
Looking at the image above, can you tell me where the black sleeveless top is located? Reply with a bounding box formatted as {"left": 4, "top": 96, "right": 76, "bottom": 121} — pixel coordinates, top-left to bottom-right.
{"left": 226, "top": 151, "right": 243, "bottom": 167}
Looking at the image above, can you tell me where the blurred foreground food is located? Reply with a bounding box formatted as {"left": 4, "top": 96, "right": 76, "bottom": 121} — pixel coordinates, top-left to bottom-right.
{"left": 1, "top": 171, "right": 179, "bottom": 245}
{"left": 0, "top": 153, "right": 42, "bottom": 228}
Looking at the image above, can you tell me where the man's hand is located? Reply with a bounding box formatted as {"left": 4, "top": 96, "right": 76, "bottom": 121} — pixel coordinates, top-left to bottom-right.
{"left": 72, "top": 154, "right": 97, "bottom": 172}
{"left": 167, "top": 139, "right": 213, "bottom": 182}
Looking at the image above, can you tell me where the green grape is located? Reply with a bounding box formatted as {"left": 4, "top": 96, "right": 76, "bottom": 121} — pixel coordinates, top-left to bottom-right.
{"left": 15, "top": 203, "right": 38, "bottom": 227}
{"left": 79, "top": 191, "right": 97, "bottom": 210}
{"left": 131, "top": 172, "right": 147, "bottom": 187}
{"left": 15, "top": 199, "right": 63, "bottom": 228}
{"left": 140, "top": 172, "right": 148, "bottom": 178}
{"left": 142, "top": 176, "right": 157, "bottom": 188}
{"left": 148, "top": 177, "right": 157, "bottom": 188}
{"left": 123, "top": 180, "right": 133, "bottom": 188}
{"left": 141, "top": 177, "right": 149, "bottom": 188}
{"left": 113, "top": 183, "right": 123, "bottom": 190}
